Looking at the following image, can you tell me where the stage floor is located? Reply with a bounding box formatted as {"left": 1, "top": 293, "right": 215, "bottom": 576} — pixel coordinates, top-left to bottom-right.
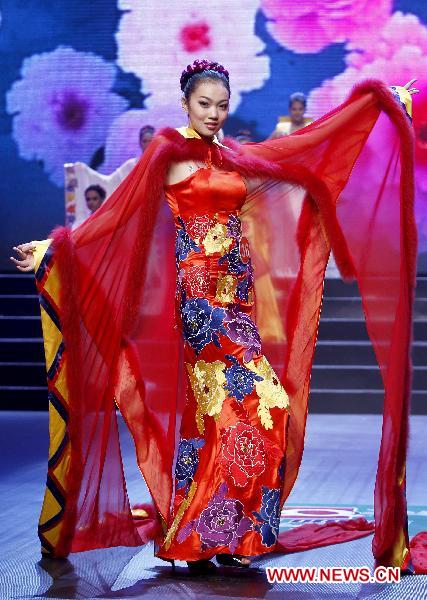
{"left": 1, "top": 412, "right": 426, "bottom": 599}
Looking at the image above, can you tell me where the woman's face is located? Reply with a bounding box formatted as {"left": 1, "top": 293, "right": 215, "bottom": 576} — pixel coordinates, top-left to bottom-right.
{"left": 289, "top": 100, "right": 305, "bottom": 124}
{"left": 183, "top": 79, "right": 229, "bottom": 138}
{"left": 139, "top": 131, "right": 153, "bottom": 152}
{"left": 85, "top": 190, "right": 104, "bottom": 213}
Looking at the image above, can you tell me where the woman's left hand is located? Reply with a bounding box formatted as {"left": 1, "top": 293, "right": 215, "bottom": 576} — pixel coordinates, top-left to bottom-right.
{"left": 403, "top": 78, "right": 419, "bottom": 95}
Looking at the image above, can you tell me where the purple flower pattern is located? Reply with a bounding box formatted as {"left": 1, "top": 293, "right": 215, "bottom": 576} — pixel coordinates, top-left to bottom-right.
{"left": 223, "top": 305, "right": 262, "bottom": 362}
{"left": 176, "top": 482, "right": 253, "bottom": 552}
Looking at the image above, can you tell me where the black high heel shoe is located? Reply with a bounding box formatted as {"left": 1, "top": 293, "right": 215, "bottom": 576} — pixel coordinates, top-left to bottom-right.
{"left": 158, "top": 557, "right": 176, "bottom": 573}
{"left": 186, "top": 559, "right": 218, "bottom": 575}
{"left": 216, "top": 553, "right": 251, "bottom": 568}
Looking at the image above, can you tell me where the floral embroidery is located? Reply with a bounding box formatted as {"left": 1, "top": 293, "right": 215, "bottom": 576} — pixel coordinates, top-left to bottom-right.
{"left": 163, "top": 480, "right": 198, "bottom": 550}
{"left": 218, "top": 243, "right": 248, "bottom": 275}
{"left": 186, "top": 359, "right": 228, "bottom": 434}
{"left": 175, "top": 216, "right": 200, "bottom": 265}
{"left": 223, "top": 354, "right": 262, "bottom": 401}
{"left": 226, "top": 214, "right": 242, "bottom": 239}
{"left": 246, "top": 355, "right": 290, "bottom": 430}
{"left": 236, "top": 263, "right": 254, "bottom": 303}
{"left": 215, "top": 273, "right": 238, "bottom": 304}
{"left": 252, "top": 486, "right": 281, "bottom": 547}
{"left": 223, "top": 305, "right": 262, "bottom": 362}
{"left": 176, "top": 482, "right": 253, "bottom": 553}
{"left": 185, "top": 214, "right": 215, "bottom": 244}
{"left": 180, "top": 292, "right": 227, "bottom": 353}
{"left": 220, "top": 422, "right": 266, "bottom": 487}
{"left": 203, "top": 222, "right": 233, "bottom": 256}
{"left": 179, "top": 265, "right": 210, "bottom": 297}
{"left": 175, "top": 437, "right": 206, "bottom": 492}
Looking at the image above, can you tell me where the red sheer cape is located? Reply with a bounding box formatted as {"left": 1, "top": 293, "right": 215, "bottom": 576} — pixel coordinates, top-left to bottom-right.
{"left": 34, "top": 79, "right": 426, "bottom": 574}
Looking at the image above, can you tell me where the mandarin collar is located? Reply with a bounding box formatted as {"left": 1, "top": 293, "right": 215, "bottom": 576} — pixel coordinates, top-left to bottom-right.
{"left": 175, "top": 126, "right": 228, "bottom": 148}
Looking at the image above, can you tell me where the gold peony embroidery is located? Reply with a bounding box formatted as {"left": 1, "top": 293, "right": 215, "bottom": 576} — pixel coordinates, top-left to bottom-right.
{"left": 202, "top": 223, "right": 233, "bottom": 256}
{"left": 186, "top": 359, "right": 228, "bottom": 434}
{"left": 246, "top": 355, "right": 290, "bottom": 430}
{"left": 163, "top": 480, "right": 197, "bottom": 550}
{"left": 215, "top": 274, "right": 238, "bottom": 304}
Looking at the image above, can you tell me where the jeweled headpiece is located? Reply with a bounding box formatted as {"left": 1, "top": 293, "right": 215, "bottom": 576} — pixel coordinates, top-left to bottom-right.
{"left": 180, "top": 59, "right": 229, "bottom": 92}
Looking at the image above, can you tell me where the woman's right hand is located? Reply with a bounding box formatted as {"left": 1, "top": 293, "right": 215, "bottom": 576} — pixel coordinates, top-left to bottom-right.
{"left": 10, "top": 242, "right": 36, "bottom": 272}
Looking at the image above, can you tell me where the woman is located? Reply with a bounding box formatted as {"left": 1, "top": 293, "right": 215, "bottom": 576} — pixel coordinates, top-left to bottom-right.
{"left": 11, "top": 60, "right": 426, "bottom": 575}
{"left": 269, "top": 92, "right": 311, "bottom": 139}
{"left": 66, "top": 124, "right": 156, "bottom": 229}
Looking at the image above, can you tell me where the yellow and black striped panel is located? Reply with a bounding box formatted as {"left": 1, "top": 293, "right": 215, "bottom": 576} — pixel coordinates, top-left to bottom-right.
{"left": 34, "top": 240, "right": 71, "bottom": 557}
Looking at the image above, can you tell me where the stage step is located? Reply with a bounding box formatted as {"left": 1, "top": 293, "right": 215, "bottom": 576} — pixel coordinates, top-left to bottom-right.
{"left": 1, "top": 271, "right": 426, "bottom": 413}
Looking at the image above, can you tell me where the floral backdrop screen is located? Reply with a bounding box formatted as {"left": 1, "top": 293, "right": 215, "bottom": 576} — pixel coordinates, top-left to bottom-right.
{"left": 1, "top": 0, "right": 426, "bottom": 270}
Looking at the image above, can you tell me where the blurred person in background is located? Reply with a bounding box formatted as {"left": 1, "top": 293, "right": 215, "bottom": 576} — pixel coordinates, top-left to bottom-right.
{"left": 65, "top": 124, "right": 156, "bottom": 229}
{"left": 84, "top": 184, "right": 107, "bottom": 214}
{"left": 269, "top": 92, "right": 311, "bottom": 139}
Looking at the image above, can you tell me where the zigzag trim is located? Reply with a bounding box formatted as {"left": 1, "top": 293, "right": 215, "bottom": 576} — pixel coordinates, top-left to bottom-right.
{"left": 47, "top": 342, "right": 65, "bottom": 382}
{"left": 35, "top": 246, "right": 70, "bottom": 557}
{"left": 40, "top": 294, "right": 62, "bottom": 333}
{"left": 35, "top": 244, "right": 54, "bottom": 284}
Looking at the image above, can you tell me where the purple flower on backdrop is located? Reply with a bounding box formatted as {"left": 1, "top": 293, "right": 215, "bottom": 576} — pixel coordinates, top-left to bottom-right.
{"left": 306, "top": 11, "right": 427, "bottom": 252}
{"left": 261, "top": 0, "right": 392, "bottom": 54}
{"left": 116, "top": 0, "right": 270, "bottom": 114}
{"left": 6, "top": 46, "right": 127, "bottom": 186}
{"left": 100, "top": 103, "right": 183, "bottom": 174}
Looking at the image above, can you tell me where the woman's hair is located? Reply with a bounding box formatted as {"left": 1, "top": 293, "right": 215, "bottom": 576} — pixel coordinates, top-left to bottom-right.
{"left": 180, "top": 58, "right": 230, "bottom": 100}
{"left": 139, "top": 125, "right": 155, "bottom": 138}
{"left": 289, "top": 92, "right": 306, "bottom": 109}
{"left": 85, "top": 184, "right": 107, "bottom": 200}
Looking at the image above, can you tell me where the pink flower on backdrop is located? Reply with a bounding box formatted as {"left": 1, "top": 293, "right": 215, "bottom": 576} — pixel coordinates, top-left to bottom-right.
{"left": 261, "top": 0, "right": 392, "bottom": 54}
{"left": 100, "top": 101, "right": 183, "bottom": 174}
{"left": 307, "top": 11, "right": 427, "bottom": 251}
{"left": 6, "top": 46, "right": 127, "bottom": 186}
{"left": 116, "top": 0, "right": 269, "bottom": 114}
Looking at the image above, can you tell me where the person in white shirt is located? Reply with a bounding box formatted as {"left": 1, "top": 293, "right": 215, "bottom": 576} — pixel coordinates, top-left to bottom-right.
{"left": 65, "top": 125, "right": 155, "bottom": 229}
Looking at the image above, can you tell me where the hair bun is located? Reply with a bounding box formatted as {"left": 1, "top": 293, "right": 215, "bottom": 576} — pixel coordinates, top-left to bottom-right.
{"left": 180, "top": 59, "right": 229, "bottom": 92}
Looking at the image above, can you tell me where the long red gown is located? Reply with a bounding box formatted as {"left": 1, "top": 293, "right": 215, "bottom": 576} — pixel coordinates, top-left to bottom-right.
{"left": 31, "top": 80, "right": 427, "bottom": 573}
{"left": 155, "top": 167, "right": 291, "bottom": 561}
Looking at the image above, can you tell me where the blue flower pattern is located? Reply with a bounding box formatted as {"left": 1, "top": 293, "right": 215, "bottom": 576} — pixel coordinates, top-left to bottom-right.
{"left": 223, "top": 354, "right": 263, "bottom": 401}
{"left": 180, "top": 290, "right": 227, "bottom": 354}
{"left": 236, "top": 263, "right": 254, "bottom": 302}
{"left": 218, "top": 242, "right": 248, "bottom": 275}
{"left": 252, "top": 486, "right": 281, "bottom": 547}
{"left": 175, "top": 437, "right": 206, "bottom": 492}
{"left": 175, "top": 216, "right": 200, "bottom": 267}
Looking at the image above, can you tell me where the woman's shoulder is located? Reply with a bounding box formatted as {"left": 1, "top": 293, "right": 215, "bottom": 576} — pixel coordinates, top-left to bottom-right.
{"left": 154, "top": 126, "right": 190, "bottom": 146}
